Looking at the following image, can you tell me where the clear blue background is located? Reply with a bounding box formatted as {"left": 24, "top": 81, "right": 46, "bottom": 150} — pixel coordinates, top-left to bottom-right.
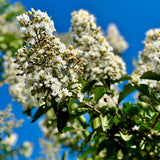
{"left": 1, "top": 0, "right": 160, "bottom": 159}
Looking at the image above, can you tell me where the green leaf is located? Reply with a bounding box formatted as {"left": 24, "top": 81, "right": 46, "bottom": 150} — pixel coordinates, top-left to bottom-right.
{"left": 92, "top": 117, "right": 101, "bottom": 129}
{"left": 68, "top": 98, "right": 90, "bottom": 121}
{"left": 134, "top": 84, "right": 150, "bottom": 95}
{"left": 113, "top": 115, "right": 121, "bottom": 125}
{"left": 100, "top": 114, "right": 108, "bottom": 132}
{"left": 4, "top": 131, "right": 10, "bottom": 137}
{"left": 141, "top": 71, "right": 160, "bottom": 81}
{"left": 111, "top": 74, "right": 131, "bottom": 84}
{"left": 94, "top": 87, "right": 106, "bottom": 103}
{"left": 118, "top": 83, "right": 136, "bottom": 103}
{"left": 31, "top": 105, "right": 52, "bottom": 123}
{"left": 81, "top": 79, "right": 97, "bottom": 93}
{"left": 120, "top": 132, "right": 132, "bottom": 141}
{"left": 123, "top": 102, "right": 133, "bottom": 113}
{"left": 62, "top": 151, "right": 68, "bottom": 160}
{"left": 135, "top": 84, "right": 160, "bottom": 104}
{"left": 154, "top": 121, "right": 160, "bottom": 131}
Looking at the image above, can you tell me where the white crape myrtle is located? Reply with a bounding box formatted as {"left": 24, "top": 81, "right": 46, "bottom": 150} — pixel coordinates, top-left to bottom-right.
{"left": 0, "top": 105, "right": 33, "bottom": 159}
{"left": 0, "top": 105, "right": 23, "bottom": 139}
{"left": 3, "top": 55, "right": 38, "bottom": 110}
{"left": 106, "top": 24, "right": 128, "bottom": 54}
{"left": 21, "top": 141, "right": 33, "bottom": 158}
{"left": 71, "top": 9, "right": 126, "bottom": 81}
{"left": 132, "top": 28, "right": 160, "bottom": 89}
{"left": 16, "top": 9, "right": 83, "bottom": 105}
{"left": 3, "top": 133, "right": 18, "bottom": 146}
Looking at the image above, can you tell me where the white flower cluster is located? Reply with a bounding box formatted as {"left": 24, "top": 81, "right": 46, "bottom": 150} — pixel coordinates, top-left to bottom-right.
{"left": 0, "top": 105, "right": 33, "bottom": 158}
{"left": 17, "top": 8, "right": 55, "bottom": 45}
{"left": 3, "top": 56, "right": 37, "bottom": 110}
{"left": 16, "top": 9, "right": 83, "bottom": 104}
{"left": 132, "top": 28, "right": 160, "bottom": 89}
{"left": 38, "top": 139, "right": 61, "bottom": 160}
{"left": 71, "top": 10, "right": 126, "bottom": 81}
{"left": 0, "top": 105, "right": 23, "bottom": 139}
{"left": 106, "top": 24, "right": 128, "bottom": 54}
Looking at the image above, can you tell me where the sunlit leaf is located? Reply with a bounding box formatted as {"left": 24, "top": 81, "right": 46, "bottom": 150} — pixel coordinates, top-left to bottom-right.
{"left": 120, "top": 132, "right": 132, "bottom": 141}
{"left": 111, "top": 74, "right": 131, "bottom": 84}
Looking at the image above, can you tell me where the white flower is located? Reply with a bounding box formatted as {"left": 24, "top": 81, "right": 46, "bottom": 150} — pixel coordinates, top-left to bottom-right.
{"left": 17, "top": 14, "right": 29, "bottom": 23}
{"left": 3, "top": 133, "right": 18, "bottom": 146}
{"left": 132, "top": 125, "right": 139, "bottom": 131}
{"left": 155, "top": 65, "right": 160, "bottom": 74}
{"left": 106, "top": 24, "right": 128, "bottom": 54}
{"left": 22, "top": 141, "right": 33, "bottom": 158}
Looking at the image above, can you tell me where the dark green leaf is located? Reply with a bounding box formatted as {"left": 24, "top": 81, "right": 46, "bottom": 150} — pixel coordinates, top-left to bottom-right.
{"left": 62, "top": 151, "right": 68, "bottom": 160}
{"left": 23, "top": 108, "right": 32, "bottom": 117}
{"left": 81, "top": 79, "right": 97, "bottom": 93}
{"left": 154, "top": 121, "right": 160, "bottom": 130}
{"left": 31, "top": 105, "right": 52, "bottom": 123}
{"left": 118, "top": 83, "right": 136, "bottom": 103}
{"left": 56, "top": 103, "right": 70, "bottom": 133}
{"left": 141, "top": 71, "right": 160, "bottom": 81}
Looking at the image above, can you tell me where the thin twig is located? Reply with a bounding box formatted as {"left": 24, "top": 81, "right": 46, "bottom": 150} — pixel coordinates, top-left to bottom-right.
{"left": 72, "top": 125, "right": 86, "bottom": 132}
{"left": 82, "top": 101, "right": 101, "bottom": 114}
{"left": 145, "top": 148, "right": 154, "bottom": 160}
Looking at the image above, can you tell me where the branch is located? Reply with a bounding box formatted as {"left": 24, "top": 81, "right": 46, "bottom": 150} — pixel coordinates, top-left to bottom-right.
{"left": 145, "top": 148, "right": 154, "bottom": 160}
{"left": 152, "top": 112, "right": 160, "bottom": 129}
{"left": 82, "top": 101, "right": 101, "bottom": 114}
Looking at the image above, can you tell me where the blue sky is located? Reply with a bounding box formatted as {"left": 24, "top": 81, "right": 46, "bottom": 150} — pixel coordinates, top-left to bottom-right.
{"left": 1, "top": 0, "right": 160, "bottom": 159}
